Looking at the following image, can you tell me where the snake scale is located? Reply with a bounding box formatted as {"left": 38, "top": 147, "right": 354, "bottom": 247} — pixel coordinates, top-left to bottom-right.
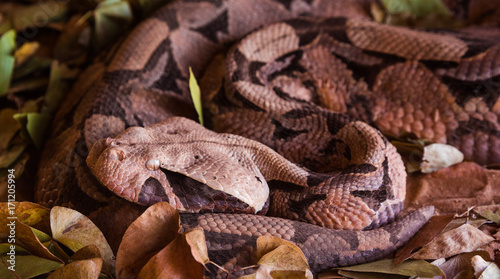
{"left": 35, "top": 0, "right": 500, "bottom": 277}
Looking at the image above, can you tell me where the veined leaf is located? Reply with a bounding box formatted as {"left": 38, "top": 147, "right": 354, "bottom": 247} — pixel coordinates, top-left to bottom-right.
{"left": 189, "top": 67, "right": 204, "bottom": 126}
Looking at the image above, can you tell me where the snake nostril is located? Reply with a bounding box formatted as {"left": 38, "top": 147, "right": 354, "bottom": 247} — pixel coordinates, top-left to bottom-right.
{"left": 109, "top": 148, "right": 126, "bottom": 161}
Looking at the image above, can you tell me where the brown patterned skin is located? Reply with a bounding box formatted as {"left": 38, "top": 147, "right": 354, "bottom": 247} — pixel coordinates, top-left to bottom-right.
{"left": 180, "top": 206, "right": 434, "bottom": 277}
{"left": 35, "top": 0, "right": 499, "bottom": 276}
{"left": 86, "top": 116, "right": 404, "bottom": 230}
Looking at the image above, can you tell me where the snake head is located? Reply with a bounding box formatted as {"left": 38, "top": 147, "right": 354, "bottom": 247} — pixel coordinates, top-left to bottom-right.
{"left": 86, "top": 134, "right": 174, "bottom": 207}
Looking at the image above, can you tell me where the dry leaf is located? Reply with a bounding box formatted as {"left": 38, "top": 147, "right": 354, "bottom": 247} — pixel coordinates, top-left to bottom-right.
{"left": 431, "top": 251, "right": 491, "bottom": 279}
{"left": 71, "top": 245, "right": 102, "bottom": 261}
{"left": 474, "top": 205, "right": 500, "bottom": 224}
{"left": 0, "top": 202, "right": 51, "bottom": 234}
{"left": 338, "top": 270, "right": 406, "bottom": 279}
{"left": 240, "top": 236, "right": 312, "bottom": 279}
{"left": 0, "top": 255, "right": 63, "bottom": 279}
{"left": 412, "top": 223, "right": 494, "bottom": 260}
{"left": 0, "top": 211, "right": 61, "bottom": 263}
{"left": 336, "top": 259, "right": 443, "bottom": 278}
{"left": 47, "top": 258, "right": 103, "bottom": 279}
{"left": 0, "top": 108, "right": 21, "bottom": 150}
{"left": 50, "top": 206, "right": 114, "bottom": 275}
{"left": 137, "top": 232, "right": 205, "bottom": 279}
{"left": 185, "top": 227, "right": 210, "bottom": 267}
{"left": 86, "top": 198, "right": 145, "bottom": 253}
{"left": 394, "top": 214, "right": 454, "bottom": 264}
{"left": 420, "top": 143, "right": 464, "bottom": 173}
{"left": 405, "top": 162, "right": 500, "bottom": 214}
{"left": 472, "top": 255, "right": 500, "bottom": 279}
{"left": 116, "top": 201, "right": 180, "bottom": 279}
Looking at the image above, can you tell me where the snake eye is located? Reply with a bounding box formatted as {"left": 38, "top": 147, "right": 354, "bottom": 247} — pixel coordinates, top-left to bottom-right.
{"left": 146, "top": 159, "right": 160, "bottom": 171}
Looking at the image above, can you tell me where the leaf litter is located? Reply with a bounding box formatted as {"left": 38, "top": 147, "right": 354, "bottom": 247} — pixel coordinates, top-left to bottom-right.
{"left": 1, "top": 0, "right": 500, "bottom": 278}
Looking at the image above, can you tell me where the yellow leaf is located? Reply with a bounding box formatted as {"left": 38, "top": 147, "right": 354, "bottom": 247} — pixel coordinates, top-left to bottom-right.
{"left": 248, "top": 236, "right": 312, "bottom": 279}
{"left": 189, "top": 67, "right": 204, "bottom": 126}
{"left": 14, "top": 42, "right": 40, "bottom": 67}
{"left": 185, "top": 227, "right": 210, "bottom": 267}
{"left": 50, "top": 206, "right": 114, "bottom": 275}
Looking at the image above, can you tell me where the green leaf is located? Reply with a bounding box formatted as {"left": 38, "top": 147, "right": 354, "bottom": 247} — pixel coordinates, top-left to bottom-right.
{"left": 42, "top": 61, "right": 79, "bottom": 116}
{"left": 0, "top": 243, "right": 28, "bottom": 255}
{"left": 381, "top": 0, "right": 450, "bottom": 17}
{"left": 0, "top": 30, "right": 16, "bottom": 97}
{"left": 0, "top": 30, "right": 16, "bottom": 55}
{"left": 93, "top": 0, "right": 133, "bottom": 51}
{"left": 336, "top": 259, "right": 444, "bottom": 278}
{"left": 136, "top": 0, "right": 171, "bottom": 17}
{"left": 13, "top": 113, "right": 51, "bottom": 149}
{"left": 189, "top": 67, "right": 204, "bottom": 126}
{"left": 13, "top": 56, "right": 53, "bottom": 80}
{"left": 0, "top": 255, "right": 63, "bottom": 279}
{"left": 32, "top": 227, "right": 52, "bottom": 243}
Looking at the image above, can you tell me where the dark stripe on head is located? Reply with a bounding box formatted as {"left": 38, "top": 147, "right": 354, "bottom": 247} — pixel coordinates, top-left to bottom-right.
{"left": 137, "top": 177, "right": 169, "bottom": 205}
{"left": 164, "top": 168, "right": 256, "bottom": 214}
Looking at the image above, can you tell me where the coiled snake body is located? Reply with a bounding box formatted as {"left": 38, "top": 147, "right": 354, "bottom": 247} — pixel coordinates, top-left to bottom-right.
{"left": 36, "top": 0, "right": 500, "bottom": 277}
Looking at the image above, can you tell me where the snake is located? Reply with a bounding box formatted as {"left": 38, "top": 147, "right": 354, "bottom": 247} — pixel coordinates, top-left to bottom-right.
{"left": 34, "top": 0, "right": 500, "bottom": 277}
